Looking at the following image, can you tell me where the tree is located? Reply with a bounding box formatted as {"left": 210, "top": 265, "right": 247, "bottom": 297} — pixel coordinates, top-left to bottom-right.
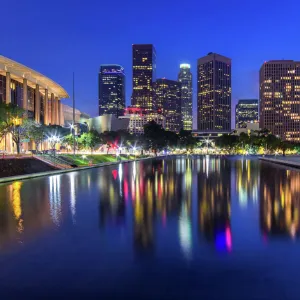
{"left": 215, "top": 134, "right": 238, "bottom": 153}
{"left": 78, "top": 130, "right": 102, "bottom": 154}
{"left": 277, "top": 140, "right": 293, "bottom": 156}
{"left": 27, "top": 121, "right": 45, "bottom": 151}
{"left": 178, "top": 129, "right": 198, "bottom": 151}
{"left": 62, "top": 134, "right": 77, "bottom": 152}
{"left": 143, "top": 121, "right": 166, "bottom": 154}
{"left": 164, "top": 130, "right": 179, "bottom": 151}
{"left": 0, "top": 103, "right": 28, "bottom": 154}
{"left": 100, "top": 131, "right": 119, "bottom": 154}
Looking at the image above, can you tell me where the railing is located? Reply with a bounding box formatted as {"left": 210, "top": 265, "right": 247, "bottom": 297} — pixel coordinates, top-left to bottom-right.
{"left": 35, "top": 153, "right": 73, "bottom": 169}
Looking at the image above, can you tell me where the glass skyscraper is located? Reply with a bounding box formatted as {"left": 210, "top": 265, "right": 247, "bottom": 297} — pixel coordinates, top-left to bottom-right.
{"left": 260, "top": 60, "right": 300, "bottom": 141}
{"left": 154, "top": 78, "right": 182, "bottom": 132}
{"left": 197, "top": 52, "right": 231, "bottom": 132}
{"left": 178, "top": 64, "right": 193, "bottom": 131}
{"left": 131, "top": 44, "right": 156, "bottom": 110}
{"left": 235, "top": 99, "right": 259, "bottom": 128}
{"left": 98, "top": 65, "right": 125, "bottom": 117}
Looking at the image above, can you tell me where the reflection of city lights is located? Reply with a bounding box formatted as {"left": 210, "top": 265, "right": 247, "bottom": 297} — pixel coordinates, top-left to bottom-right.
{"left": 69, "top": 172, "right": 76, "bottom": 223}
{"left": 179, "top": 204, "right": 192, "bottom": 260}
{"left": 133, "top": 161, "right": 136, "bottom": 179}
{"left": 225, "top": 225, "right": 232, "bottom": 251}
{"left": 205, "top": 155, "right": 209, "bottom": 178}
{"left": 112, "top": 170, "right": 118, "bottom": 180}
{"left": 49, "top": 175, "right": 62, "bottom": 226}
{"left": 11, "top": 181, "right": 23, "bottom": 233}
{"left": 290, "top": 223, "right": 296, "bottom": 240}
{"left": 118, "top": 163, "right": 123, "bottom": 197}
{"left": 216, "top": 226, "right": 232, "bottom": 253}
{"left": 118, "top": 163, "right": 123, "bottom": 181}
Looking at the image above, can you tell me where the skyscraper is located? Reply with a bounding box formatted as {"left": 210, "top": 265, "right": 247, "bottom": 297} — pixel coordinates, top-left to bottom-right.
{"left": 178, "top": 64, "right": 193, "bottom": 131}
{"left": 260, "top": 60, "right": 300, "bottom": 141}
{"left": 197, "top": 53, "right": 231, "bottom": 132}
{"left": 154, "top": 78, "right": 182, "bottom": 132}
{"left": 98, "top": 65, "right": 125, "bottom": 117}
{"left": 235, "top": 99, "right": 259, "bottom": 128}
{"left": 131, "top": 44, "right": 156, "bottom": 110}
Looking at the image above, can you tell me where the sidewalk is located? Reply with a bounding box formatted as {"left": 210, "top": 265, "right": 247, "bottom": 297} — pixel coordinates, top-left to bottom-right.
{"left": 259, "top": 156, "right": 300, "bottom": 169}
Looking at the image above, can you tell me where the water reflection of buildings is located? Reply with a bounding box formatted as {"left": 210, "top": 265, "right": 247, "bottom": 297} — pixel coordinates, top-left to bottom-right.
{"left": 98, "top": 164, "right": 126, "bottom": 229}
{"left": 0, "top": 180, "right": 52, "bottom": 251}
{"left": 235, "top": 159, "right": 260, "bottom": 208}
{"left": 198, "top": 156, "right": 232, "bottom": 252}
{"left": 97, "top": 158, "right": 194, "bottom": 253}
{"left": 260, "top": 167, "right": 300, "bottom": 239}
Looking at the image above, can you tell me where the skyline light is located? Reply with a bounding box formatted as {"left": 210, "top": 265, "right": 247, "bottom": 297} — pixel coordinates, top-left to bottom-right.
{"left": 1, "top": 0, "right": 300, "bottom": 129}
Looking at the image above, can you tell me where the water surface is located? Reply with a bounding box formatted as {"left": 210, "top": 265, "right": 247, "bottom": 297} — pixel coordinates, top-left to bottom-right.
{"left": 0, "top": 156, "right": 300, "bottom": 299}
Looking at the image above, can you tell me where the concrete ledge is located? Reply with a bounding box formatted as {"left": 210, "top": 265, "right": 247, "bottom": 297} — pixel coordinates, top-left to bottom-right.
{"left": 0, "top": 157, "right": 154, "bottom": 184}
{"left": 259, "top": 157, "right": 300, "bottom": 169}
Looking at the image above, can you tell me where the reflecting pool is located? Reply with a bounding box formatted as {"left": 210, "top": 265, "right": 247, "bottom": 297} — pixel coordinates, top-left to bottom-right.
{"left": 0, "top": 156, "right": 300, "bottom": 299}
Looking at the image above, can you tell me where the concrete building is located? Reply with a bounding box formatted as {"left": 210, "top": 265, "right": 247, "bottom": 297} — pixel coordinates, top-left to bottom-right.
{"left": 62, "top": 104, "right": 90, "bottom": 126}
{"left": 233, "top": 122, "right": 260, "bottom": 136}
{"left": 119, "top": 107, "right": 165, "bottom": 134}
{"left": 0, "top": 55, "right": 69, "bottom": 152}
{"left": 178, "top": 64, "right": 193, "bottom": 130}
{"left": 197, "top": 52, "right": 231, "bottom": 132}
{"left": 235, "top": 99, "right": 259, "bottom": 128}
{"left": 87, "top": 114, "right": 129, "bottom": 134}
{"left": 131, "top": 44, "right": 156, "bottom": 110}
{"left": 260, "top": 60, "right": 300, "bottom": 141}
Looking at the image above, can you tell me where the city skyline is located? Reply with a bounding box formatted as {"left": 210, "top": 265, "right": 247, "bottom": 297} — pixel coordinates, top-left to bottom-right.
{"left": 2, "top": 0, "right": 300, "bottom": 129}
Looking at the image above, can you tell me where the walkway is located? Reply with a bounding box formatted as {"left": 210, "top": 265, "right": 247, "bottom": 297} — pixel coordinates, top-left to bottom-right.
{"left": 259, "top": 156, "right": 300, "bottom": 168}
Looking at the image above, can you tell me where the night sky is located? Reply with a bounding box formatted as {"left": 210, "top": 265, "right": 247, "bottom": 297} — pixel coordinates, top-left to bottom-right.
{"left": 2, "top": 0, "right": 300, "bottom": 128}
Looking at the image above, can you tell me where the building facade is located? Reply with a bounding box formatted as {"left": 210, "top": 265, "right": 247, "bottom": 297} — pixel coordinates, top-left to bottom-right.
{"left": 197, "top": 52, "right": 231, "bottom": 132}
{"left": 88, "top": 114, "right": 129, "bottom": 134}
{"left": 235, "top": 99, "right": 259, "bottom": 128}
{"left": 260, "top": 60, "right": 300, "bottom": 141}
{"left": 62, "top": 104, "right": 90, "bottom": 127}
{"left": 0, "top": 55, "right": 69, "bottom": 152}
{"left": 119, "top": 107, "right": 165, "bottom": 134}
{"left": 98, "top": 65, "right": 125, "bottom": 117}
{"left": 178, "top": 64, "right": 193, "bottom": 131}
{"left": 154, "top": 79, "right": 182, "bottom": 132}
{"left": 131, "top": 44, "right": 156, "bottom": 110}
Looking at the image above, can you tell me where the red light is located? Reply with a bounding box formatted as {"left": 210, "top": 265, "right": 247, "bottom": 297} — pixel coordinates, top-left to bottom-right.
{"left": 225, "top": 225, "right": 232, "bottom": 252}
{"left": 112, "top": 170, "right": 118, "bottom": 180}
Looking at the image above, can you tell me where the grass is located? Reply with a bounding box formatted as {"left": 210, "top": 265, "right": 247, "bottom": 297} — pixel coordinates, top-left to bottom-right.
{"left": 60, "top": 154, "right": 137, "bottom": 166}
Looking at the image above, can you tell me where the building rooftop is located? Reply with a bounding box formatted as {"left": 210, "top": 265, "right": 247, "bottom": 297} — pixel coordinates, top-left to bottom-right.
{"left": 0, "top": 55, "right": 69, "bottom": 98}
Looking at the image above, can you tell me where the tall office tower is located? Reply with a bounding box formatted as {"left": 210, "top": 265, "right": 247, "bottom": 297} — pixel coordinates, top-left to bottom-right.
{"left": 154, "top": 78, "right": 182, "bottom": 132}
{"left": 197, "top": 52, "right": 231, "bottom": 132}
{"left": 131, "top": 44, "right": 156, "bottom": 110}
{"left": 235, "top": 99, "right": 259, "bottom": 128}
{"left": 98, "top": 65, "right": 125, "bottom": 117}
{"left": 178, "top": 64, "right": 193, "bottom": 131}
{"left": 260, "top": 60, "right": 300, "bottom": 141}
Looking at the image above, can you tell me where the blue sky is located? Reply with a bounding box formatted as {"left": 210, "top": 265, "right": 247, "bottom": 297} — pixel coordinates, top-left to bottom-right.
{"left": 1, "top": 0, "right": 300, "bottom": 128}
